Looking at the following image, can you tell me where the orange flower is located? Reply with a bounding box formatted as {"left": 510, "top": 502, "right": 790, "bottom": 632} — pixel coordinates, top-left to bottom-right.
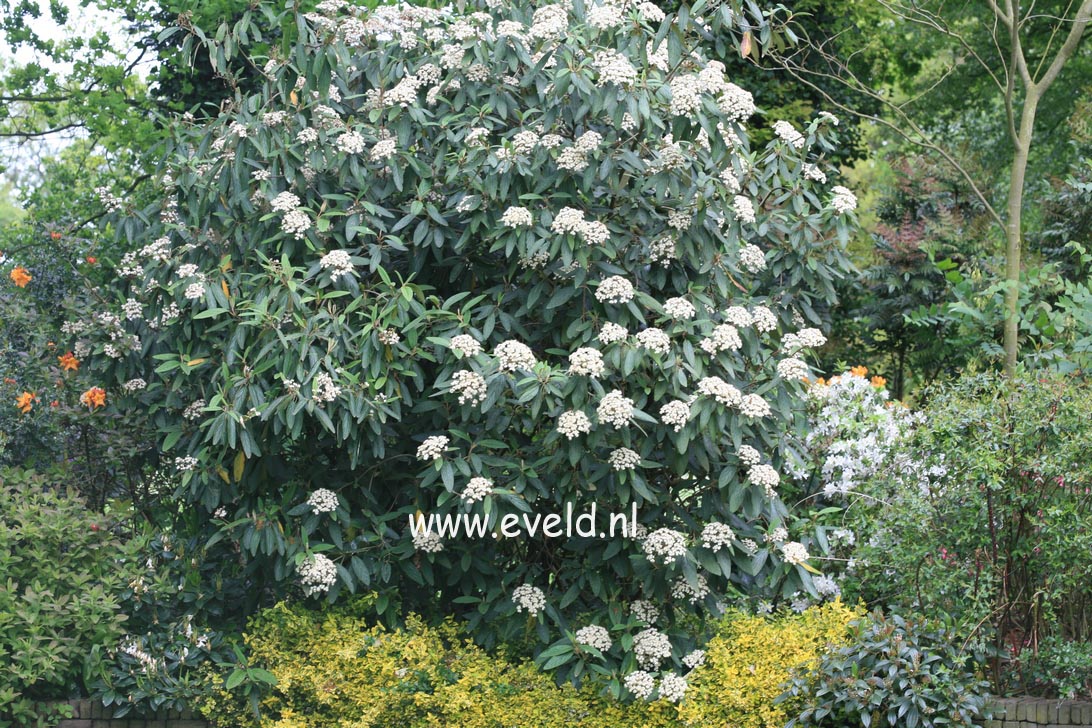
{"left": 849, "top": 365, "right": 869, "bottom": 378}
{"left": 86, "top": 256, "right": 97, "bottom": 265}
{"left": 870, "top": 375, "right": 887, "bottom": 388}
{"left": 50, "top": 400, "right": 59, "bottom": 407}
{"left": 80, "top": 387, "right": 106, "bottom": 410}
{"left": 15, "top": 391, "right": 37, "bottom": 414}
{"left": 58, "top": 352, "right": 80, "bottom": 372}
{"left": 3, "top": 377, "right": 15, "bottom": 385}
{"left": 50, "top": 231, "right": 62, "bottom": 240}
{"left": 9, "top": 266, "right": 31, "bottom": 288}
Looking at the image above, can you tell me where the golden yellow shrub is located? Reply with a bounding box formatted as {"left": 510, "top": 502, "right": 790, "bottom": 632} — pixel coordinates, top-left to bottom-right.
{"left": 197, "top": 599, "right": 861, "bottom": 728}
{"left": 679, "top": 600, "right": 865, "bottom": 728}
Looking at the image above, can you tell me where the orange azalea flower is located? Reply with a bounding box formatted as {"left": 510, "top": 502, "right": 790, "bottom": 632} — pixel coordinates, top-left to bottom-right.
{"left": 58, "top": 352, "right": 80, "bottom": 371}
{"left": 50, "top": 231, "right": 62, "bottom": 240}
{"left": 849, "top": 365, "right": 869, "bottom": 378}
{"left": 870, "top": 375, "right": 887, "bottom": 388}
{"left": 80, "top": 387, "right": 106, "bottom": 410}
{"left": 9, "top": 266, "right": 31, "bottom": 288}
{"left": 15, "top": 391, "right": 37, "bottom": 414}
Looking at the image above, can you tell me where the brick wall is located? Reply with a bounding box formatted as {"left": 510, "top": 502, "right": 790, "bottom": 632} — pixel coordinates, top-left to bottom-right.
{"left": 50, "top": 700, "right": 206, "bottom": 728}
{"left": 987, "top": 698, "right": 1092, "bottom": 728}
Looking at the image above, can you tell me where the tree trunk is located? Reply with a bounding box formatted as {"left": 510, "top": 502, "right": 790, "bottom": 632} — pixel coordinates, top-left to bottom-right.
{"left": 1002, "top": 92, "right": 1039, "bottom": 378}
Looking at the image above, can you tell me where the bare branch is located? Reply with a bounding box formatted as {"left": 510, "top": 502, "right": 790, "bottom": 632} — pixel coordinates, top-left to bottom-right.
{"left": 1034, "top": 0, "right": 1092, "bottom": 92}
{"left": 769, "top": 40, "right": 1004, "bottom": 229}
{"left": 876, "top": 0, "right": 1009, "bottom": 95}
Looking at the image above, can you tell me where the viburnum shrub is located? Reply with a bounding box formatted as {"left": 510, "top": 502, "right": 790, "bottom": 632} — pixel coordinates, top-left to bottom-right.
{"left": 73, "top": 0, "right": 857, "bottom": 695}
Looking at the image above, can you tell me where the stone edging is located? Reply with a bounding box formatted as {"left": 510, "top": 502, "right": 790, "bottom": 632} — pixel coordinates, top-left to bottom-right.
{"left": 49, "top": 700, "right": 206, "bottom": 728}
{"left": 986, "top": 698, "right": 1092, "bottom": 728}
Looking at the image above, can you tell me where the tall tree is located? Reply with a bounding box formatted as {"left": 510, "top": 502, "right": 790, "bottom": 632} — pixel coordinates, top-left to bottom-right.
{"left": 764, "top": 0, "right": 1092, "bottom": 375}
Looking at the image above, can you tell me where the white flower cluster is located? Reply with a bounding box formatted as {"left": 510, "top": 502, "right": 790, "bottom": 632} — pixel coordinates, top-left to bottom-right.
{"left": 550, "top": 207, "right": 611, "bottom": 245}
{"left": 598, "top": 322, "right": 628, "bottom": 344}
{"left": 282, "top": 209, "right": 312, "bottom": 239}
{"left": 122, "top": 378, "right": 147, "bottom": 392}
{"left": 298, "top": 553, "right": 338, "bottom": 596}
{"left": 592, "top": 49, "right": 637, "bottom": 87}
{"left": 512, "top": 584, "right": 546, "bottom": 616}
{"left": 766, "top": 526, "right": 789, "bottom": 543}
{"left": 720, "top": 306, "right": 750, "bottom": 328}
{"left": 416, "top": 435, "right": 449, "bottom": 461}
{"left": 494, "top": 340, "right": 537, "bottom": 371}
{"left": 608, "top": 447, "right": 641, "bottom": 471}
{"left": 697, "top": 376, "right": 742, "bottom": 407}
{"left": 462, "top": 476, "right": 493, "bottom": 503}
{"left": 184, "top": 282, "right": 205, "bottom": 301}
{"left": 624, "top": 670, "right": 656, "bottom": 700}
{"left": 575, "top": 624, "right": 612, "bottom": 651}
{"left": 450, "top": 334, "right": 483, "bottom": 357}
{"left": 712, "top": 80, "right": 752, "bottom": 120}
{"left": 659, "top": 400, "right": 690, "bottom": 431}
{"left": 175, "top": 456, "right": 199, "bottom": 472}
{"left": 781, "top": 541, "right": 811, "bottom": 565}
{"left": 663, "top": 297, "right": 696, "bottom": 320}
{"left": 701, "top": 522, "right": 735, "bottom": 552}
{"left": 631, "top": 599, "right": 659, "bottom": 624}
{"left": 633, "top": 627, "right": 672, "bottom": 669}
{"left": 450, "top": 370, "right": 487, "bottom": 406}
{"left": 739, "top": 243, "right": 767, "bottom": 273}
{"left": 307, "top": 488, "right": 339, "bottom": 514}
{"left": 320, "top": 250, "right": 355, "bottom": 280}
{"left": 660, "top": 673, "right": 688, "bottom": 703}
{"left": 804, "top": 369, "right": 928, "bottom": 499}
{"left": 636, "top": 327, "right": 671, "bottom": 355}
{"left": 595, "top": 276, "right": 634, "bottom": 304}
{"left": 643, "top": 528, "right": 687, "bottom": 565}
{"left": 597, "top": 390, "right": 634, "bottom": 428}
{"left": 782, "top": 328, "right": 828, "bottom": 352}
{"left": 773, "top": 120, "right": 806, "bottom": 148}
{"left": 337, "top": 130, "right": 366, "bottom": 154}
{"left": 183, "top": 399, "right": 206, "bottom": 421}
{"left": 831, "top": 185, "right": 858, "bottom": 214}
{"left": 682, "top": 649, "right": 706, "bottom": 670}
{"left": 672, "top": 574, "right": 709, "bottom": 604}
{"left": 739, "top": 393, "right": 771, "bottom": 418}
{"left": 749, "top": 463, "right": 781, "bottom": 498}
{"left": 312, "top": 372, "right": 341, "bottom": 403}
{"left": 501, "top": 205, "right": 534, "bottom": 228}
{"left": 371, "top": 138, "right": 397, "bottom": 162}
{"left": 667, "top": 209, "right": 692, "bottom": 230}
{"left": 803, "top": 163, "right": 828, "bottom": 183}
{"left": 752, "top": 305, "right": 778, "bottom": 333}
{"left": 777, "top": 357, "right": 810, "bottom": 381}
{"left": 569, "top": 347, "right": 605, "bottom": 377}
{"left": 815, "top": 574, "right": 842, "bottom": 598}
{"left": 558, "top": 410, "right": 592, "bottom": 439}
{"left": 648, "top": 235, "right": 676, "bottom": 265}
{"left": 587, "top": 1, "right": 624, "bottom": 29}
{"left": 413, "top": 529, "right": 444, "bottom": 553}
{"left": 732, "top": 195, "right": 756, "bottom": 224}
{"left": 738, "top": 444, "right": 762, "bottom": 466}
{"left": 700, "top": 324, "right": 742, "bottom": 354}
{"left": 270, "top": 191, "right": 301, "bottom": 212}
{"left": 122, "top": 298, "right": 143, "bottom": 321}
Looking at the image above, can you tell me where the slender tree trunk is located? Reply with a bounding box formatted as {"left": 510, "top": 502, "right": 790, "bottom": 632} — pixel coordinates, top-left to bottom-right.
{"left": 1002, "top": 92, "right": 1039, "bottom": 378}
